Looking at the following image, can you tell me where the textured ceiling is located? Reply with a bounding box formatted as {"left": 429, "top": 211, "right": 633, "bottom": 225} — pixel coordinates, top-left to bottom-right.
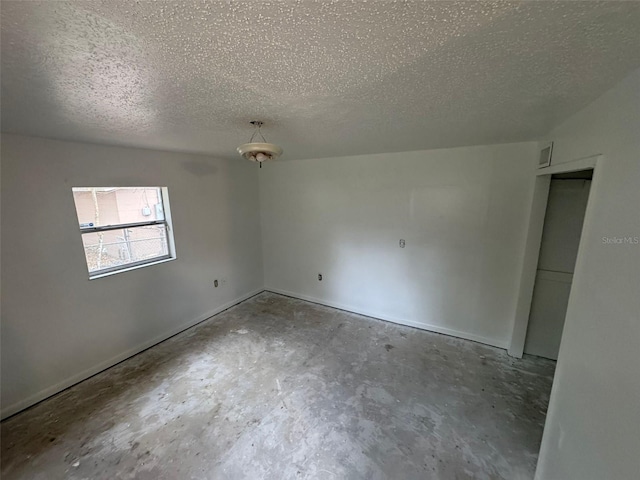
{"left": 2, "top": 1, "right": 640, "bottom": 160}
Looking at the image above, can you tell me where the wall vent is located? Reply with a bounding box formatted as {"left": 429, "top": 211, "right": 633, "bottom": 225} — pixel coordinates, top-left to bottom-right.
{"left": 539, "top": 142, "right": 554, "bottom": 168}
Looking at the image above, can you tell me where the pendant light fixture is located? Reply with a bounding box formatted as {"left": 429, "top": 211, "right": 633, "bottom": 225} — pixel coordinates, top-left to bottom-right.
{"left": 237, "top": 121, "right": 283, "bottom": 167}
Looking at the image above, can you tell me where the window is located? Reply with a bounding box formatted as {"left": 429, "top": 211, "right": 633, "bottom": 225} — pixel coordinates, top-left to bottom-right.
{"left": 72, "top": 187, "right": 176, "bottom": 278}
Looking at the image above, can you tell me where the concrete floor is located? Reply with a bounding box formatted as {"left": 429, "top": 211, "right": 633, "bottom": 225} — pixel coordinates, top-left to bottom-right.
{"left": 1, "top": 292, "right": 555, "bottom": 480}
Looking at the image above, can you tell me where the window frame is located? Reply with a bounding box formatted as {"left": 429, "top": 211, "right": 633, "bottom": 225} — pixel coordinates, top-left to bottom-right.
{"left": 73, "top": 187, "right": 177, "bottom": 279}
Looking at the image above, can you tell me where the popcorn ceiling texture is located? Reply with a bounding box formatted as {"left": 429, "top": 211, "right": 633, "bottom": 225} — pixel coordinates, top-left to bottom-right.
{"left": 1, "top": 1, "right": 639, "bottom": 160}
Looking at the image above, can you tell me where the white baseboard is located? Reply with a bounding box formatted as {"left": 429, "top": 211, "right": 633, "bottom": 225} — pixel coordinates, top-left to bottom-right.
{"left": 265, "top": 288, "right": 509, "bottom": 350}
{"left": 1, "top": 288, "right": 264, "bottom": 420}
{"left": 3, "top": 287, "right": 509, "bottom": 420}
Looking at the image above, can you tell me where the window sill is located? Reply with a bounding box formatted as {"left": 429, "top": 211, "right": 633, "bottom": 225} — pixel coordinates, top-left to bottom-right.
{"left": 88, "top": 256, "right": 176, "bottom": 280}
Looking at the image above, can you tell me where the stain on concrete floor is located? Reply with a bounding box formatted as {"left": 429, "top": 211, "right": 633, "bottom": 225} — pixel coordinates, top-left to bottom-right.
{"left": 1, "top": 292, "right": 555, "bottom": 479}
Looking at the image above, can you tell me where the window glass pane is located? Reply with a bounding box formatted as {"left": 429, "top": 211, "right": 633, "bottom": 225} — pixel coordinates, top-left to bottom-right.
{"left": 81, "top": 224, "right": 169, "bottom": 273}
{"left": 72, "top": 187, "right": 164, "bottom": 228}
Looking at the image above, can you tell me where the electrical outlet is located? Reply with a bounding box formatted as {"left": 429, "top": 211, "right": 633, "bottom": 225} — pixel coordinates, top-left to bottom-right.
{"left": 399, "top": 239, "right": 406, "bottom": 248}
{"left": 318, "top": 273, "right": 323, "bottom": 281}
{"left": 214, "top": 279, "right": 219, "bottom": 288}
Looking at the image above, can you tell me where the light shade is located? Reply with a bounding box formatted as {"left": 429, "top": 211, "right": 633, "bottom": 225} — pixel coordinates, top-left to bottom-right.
{"left": 237, "top": 142, "right": 283, "bottom": 162}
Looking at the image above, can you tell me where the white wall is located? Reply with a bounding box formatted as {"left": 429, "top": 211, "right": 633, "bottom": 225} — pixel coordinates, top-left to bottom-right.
{"left": 535, "top": 69, "right": 640, "bottom": 479}
{"left": 0, "top": 134, "right": 263, "bottom": 418}
{"left": 259, "top": 142, "right": 538, "bottom": 348}
{"left": 523, "top": 270, "right": 572, "bottom": 360}
{"left": 524, "top": 179, "right": 591, "bottom": 360}
{"left": 537, "top": 179, "right": 592, "bottom": 274}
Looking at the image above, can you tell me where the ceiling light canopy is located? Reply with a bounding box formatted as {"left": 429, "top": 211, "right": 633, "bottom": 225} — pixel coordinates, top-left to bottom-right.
{"left": 237, "top": 121, "right": 282, "bottom": 166}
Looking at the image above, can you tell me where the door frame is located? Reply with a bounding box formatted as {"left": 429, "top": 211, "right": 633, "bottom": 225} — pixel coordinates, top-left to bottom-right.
{"left": 508, "top": 154, "right": 604, "bottom": 358}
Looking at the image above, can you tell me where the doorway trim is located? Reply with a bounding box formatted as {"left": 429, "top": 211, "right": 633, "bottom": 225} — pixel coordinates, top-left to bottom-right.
{"left": 508, "top": 154, "right": 604, "bottom": 358}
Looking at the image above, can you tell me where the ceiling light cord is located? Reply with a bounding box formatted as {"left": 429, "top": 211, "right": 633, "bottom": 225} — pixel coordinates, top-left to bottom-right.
{"left": 248, "top": 121, "right": 267, "bottom": 143}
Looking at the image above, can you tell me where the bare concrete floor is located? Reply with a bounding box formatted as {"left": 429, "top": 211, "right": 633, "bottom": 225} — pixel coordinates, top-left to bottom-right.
{"left": 1, "top": 292, "right": 555, "bottom": 480}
